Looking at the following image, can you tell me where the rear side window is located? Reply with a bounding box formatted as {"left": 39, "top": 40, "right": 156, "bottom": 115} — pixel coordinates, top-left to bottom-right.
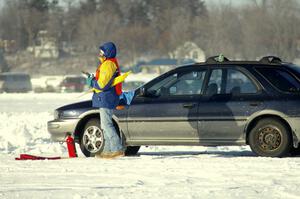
{"left": 206, "top": 68, "right": 258, "bottom": 95}
{"left": 226, "top": 69, "right": 257, "bottom": 94}
{"left": 256, "top": 68, "right": 300, "bottom": 92}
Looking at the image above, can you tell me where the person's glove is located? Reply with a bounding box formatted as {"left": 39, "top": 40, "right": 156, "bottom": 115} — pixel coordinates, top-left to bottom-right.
{"left": 86, "top": 74, "right": 94, "bottom": 87}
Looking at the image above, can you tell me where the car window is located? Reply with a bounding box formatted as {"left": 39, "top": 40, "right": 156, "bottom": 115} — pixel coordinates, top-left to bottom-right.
{"left": 206, "top": 68, "right": 257, "bottom": 95}
{"left": 256, "top": 67, "right": 300, "bottom": 92}
{"left": 147, "top": 70, "right": 206, "bottom": 96}
{"left": 226, "top": 69, "right": 257, "bottom": 94}
{"left": 207, "top": 69, "right": 222, "bottom": 95}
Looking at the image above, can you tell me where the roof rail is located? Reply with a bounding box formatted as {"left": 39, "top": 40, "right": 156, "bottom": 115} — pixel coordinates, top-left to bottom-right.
{"left": 259, "top": 56, "right": 282, "bottom": 64}
{"left": 206, "top": 54, "right": 229, "bottom": 64}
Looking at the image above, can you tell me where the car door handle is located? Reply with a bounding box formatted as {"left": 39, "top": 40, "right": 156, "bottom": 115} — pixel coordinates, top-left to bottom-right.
{"left": 183, "top": 103, "right": 196, "bottom": 108}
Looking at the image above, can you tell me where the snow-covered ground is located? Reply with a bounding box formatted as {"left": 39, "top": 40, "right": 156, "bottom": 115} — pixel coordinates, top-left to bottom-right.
{"left": 1, "top": 93, "right": 300, "bottom": 199}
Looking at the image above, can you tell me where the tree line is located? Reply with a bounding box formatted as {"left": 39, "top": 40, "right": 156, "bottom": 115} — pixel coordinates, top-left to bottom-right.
{"left": 0, "top": 0, "right": 300, "bottom": 65}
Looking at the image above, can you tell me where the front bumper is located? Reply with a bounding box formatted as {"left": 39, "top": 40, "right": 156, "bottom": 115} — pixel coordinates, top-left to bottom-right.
{"left": 47, "top": 118, "right": 80, "bottom": 142}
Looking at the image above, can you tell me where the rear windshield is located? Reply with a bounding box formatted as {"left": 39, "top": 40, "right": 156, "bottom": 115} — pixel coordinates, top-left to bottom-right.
{"left": 256, "top": 67, "right": 300, "bottom": 93}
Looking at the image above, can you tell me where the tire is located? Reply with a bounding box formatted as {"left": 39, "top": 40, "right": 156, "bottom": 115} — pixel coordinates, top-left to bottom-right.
{"left": 125, "top": 146, "right": 140, "bottom": 156}
{"left": 80, "top": 118, "right": 104, "bottom": 157}
{"left": 249, "top": 118, "right": 291, "bottom": 157}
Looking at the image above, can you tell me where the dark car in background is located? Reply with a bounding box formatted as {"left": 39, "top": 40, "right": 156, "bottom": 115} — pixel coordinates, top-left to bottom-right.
{"left": 0, "top": 72, "right": 32, "bottom": 93}
{"left": 60, "top": 75, "right": 87, "bottom": 92}
{"left": 48, "top": 56, "right": 300, "bottom": 157}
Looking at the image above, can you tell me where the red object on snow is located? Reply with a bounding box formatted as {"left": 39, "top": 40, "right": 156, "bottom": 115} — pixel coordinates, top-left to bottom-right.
{"left": 15, "top": 134, "right": 78, "bottom": 160}
{"left": 66, "top": 135, "right": 77, "bottom": 158}
{"left": 15, "top": 154, "right": 61, "bottom": 160}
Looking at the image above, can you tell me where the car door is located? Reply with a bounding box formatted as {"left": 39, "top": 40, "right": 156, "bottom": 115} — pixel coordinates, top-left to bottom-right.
{"left": 127, "top": 67, "right": 207, "bottom": 144}
{"left": 198, "top": 66, "right": 266, "bottom": 143}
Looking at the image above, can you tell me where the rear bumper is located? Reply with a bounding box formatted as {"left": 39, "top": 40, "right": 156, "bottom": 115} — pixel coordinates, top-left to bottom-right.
{"left": 47, "top": 119, "right": 80, "bottom": 142}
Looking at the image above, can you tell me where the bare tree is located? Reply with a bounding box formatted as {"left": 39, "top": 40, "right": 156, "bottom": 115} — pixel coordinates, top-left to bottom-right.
{"left": 77, "top": 11, "right": 121, "bottom": 52}
{"left": 46, "top": 7, "right": 64, "bottom": 43}
{"left": 2, "top": 0, "right": 300, "bottom": 74}
{"left": 0, "top": 0, "right": 27, "bottom": 49}
{"left": 0, "top": 48, "right": 9, "bottom": 72}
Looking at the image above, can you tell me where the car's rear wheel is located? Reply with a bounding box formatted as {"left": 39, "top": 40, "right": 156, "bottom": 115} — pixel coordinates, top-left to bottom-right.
{"left": 249, "top": 118, "right": 291, "bottom": 157}
{"left": 80, "top": 119, "right": 104, "bottom": 157}
{"left": 289, "top": 145, "right": 300, "bottom": 156}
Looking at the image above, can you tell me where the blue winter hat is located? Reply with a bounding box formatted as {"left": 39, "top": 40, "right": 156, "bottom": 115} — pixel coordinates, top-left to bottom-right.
{"left": 99, "top": 42, "right": 117, "bottom": 58}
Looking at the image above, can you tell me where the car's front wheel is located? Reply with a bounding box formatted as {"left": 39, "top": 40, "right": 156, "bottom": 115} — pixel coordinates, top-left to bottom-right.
{"left": 249, "top": 118, "right": 291, "bottom": 157}
{"left": 80, "top": 119, "right": 104, "bottom": 157}
{"left": 80, "top": 118, "right": 132, "bottom": 157}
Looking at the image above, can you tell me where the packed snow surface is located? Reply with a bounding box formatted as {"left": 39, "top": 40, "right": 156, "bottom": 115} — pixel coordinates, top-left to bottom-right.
{"left": 1, "top": 93, "right": 300, "bottom": 199}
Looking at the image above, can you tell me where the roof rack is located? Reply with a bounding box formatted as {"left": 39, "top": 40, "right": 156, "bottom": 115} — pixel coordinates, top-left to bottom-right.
{"left": 206, "top": 54, "right": 229, "bottom": 64}
{"left": 259, "top": 56, "right": 282, "bottom": 64}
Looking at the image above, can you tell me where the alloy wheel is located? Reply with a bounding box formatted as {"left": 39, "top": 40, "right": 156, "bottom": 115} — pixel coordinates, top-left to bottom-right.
{"left": 82, "top": 126, "right": 104, "bottom": 153}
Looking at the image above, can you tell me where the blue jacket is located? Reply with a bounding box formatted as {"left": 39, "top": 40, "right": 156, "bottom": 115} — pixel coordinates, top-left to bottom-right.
{"left": 91, "top": 42, "right": 119, "bottom": 109}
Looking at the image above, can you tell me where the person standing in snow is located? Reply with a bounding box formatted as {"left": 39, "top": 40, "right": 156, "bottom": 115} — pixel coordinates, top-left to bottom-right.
{"left": 86, "top": 42, "right": 124, "bottom": 159}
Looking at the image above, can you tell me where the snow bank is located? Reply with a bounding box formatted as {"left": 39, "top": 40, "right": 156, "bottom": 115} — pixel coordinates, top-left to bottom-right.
{"left": 0, "top": 93, "right": 90, "bottom": 155}
{"left": 0, "top": 111, "right": 66, "bottom": 155}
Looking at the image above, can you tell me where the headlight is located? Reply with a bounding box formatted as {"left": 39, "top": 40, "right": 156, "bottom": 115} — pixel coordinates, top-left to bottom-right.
{"left": 62, "top": 110, "right": 81, "bottom": 118}
{"left": 54, "top": 110, "right": 80, "bottom": 119}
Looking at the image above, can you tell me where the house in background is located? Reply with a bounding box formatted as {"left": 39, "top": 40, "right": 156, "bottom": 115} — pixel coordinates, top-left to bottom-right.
{"left": 132, "top": 41, "right": 205, "bottom": 75}
{"left": 170, "top": 41, "right": 205, "bottom": 63}
{"left": 0, "top": 39, "right": 17, "bottom": 54}
{"left": 27, "top": 31, "right": 59, "bottom": 59}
